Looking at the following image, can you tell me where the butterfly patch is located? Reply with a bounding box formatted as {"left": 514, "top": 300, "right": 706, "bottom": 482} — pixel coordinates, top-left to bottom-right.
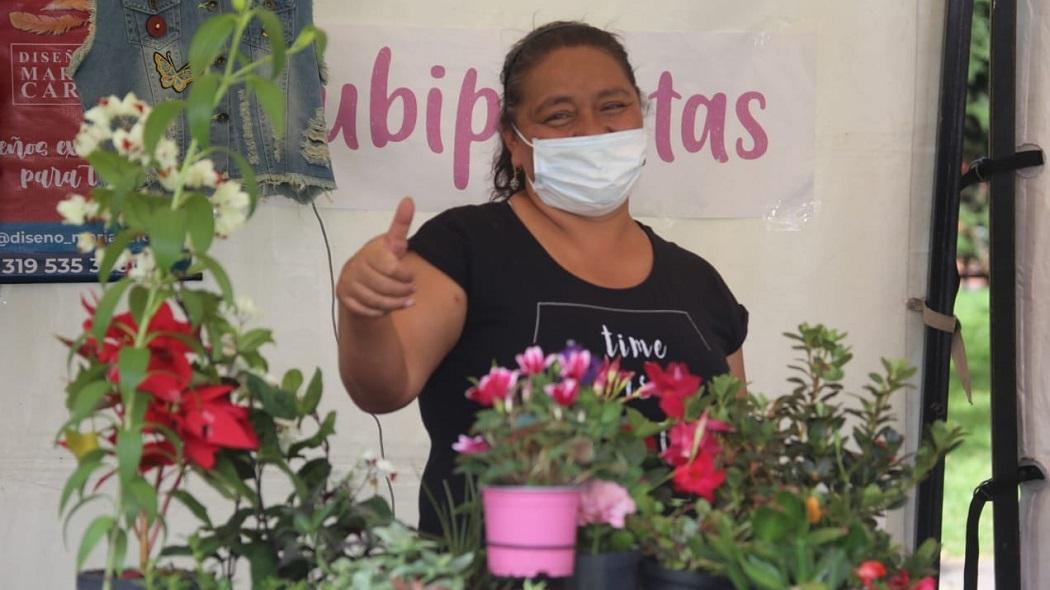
{"left": 153, "top": 51, "right": 193, "bottom": 93}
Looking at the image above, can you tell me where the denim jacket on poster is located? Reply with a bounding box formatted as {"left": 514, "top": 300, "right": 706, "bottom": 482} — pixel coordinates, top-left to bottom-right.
{"left": 69, "top": 0, "right": 335, "bottom": 202}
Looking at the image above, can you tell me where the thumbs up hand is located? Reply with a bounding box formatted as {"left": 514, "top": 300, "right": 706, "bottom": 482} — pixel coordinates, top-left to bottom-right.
{"left": 338, "top": 197, "right": 417, "bottom": 318}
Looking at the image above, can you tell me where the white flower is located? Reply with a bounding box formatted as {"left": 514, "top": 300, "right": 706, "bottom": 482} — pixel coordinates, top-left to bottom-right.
{"left": 212, "top": 181, "right": 251, "bottom": 236}
{"left": 112, "top": 123, "right": 146, "bottom": 163}
{"left": 359, "top": 449, "right": 377, "bottom": 463}
{"left": 76, "top": 232, "right": 97, "bottom": 253}
{"left": 274, "top": 418, "right": 301, "bottom": 454}
{"left": 375, "top": 459, "right": 398, "bottom": 480}
{"left": 153, "top": 137, "right": 178, "bottom": 172}
{"left": 234, "top": 296, "right": 261, "bottom": 319}
{"left": 127, "top": 247, "right": 156, "bottom": 281}
{"left": 119, "top": 92, "right": 150, "bottom": 119}
{"left": 56, "top": 194, "right": 99, "bottom": 225}
{"left": 73, "top": 121, "right": 111, "bottom": 158}
{"left": 95, "top": 246, "right": 132, "bottom": 275}
{"left": 185, "top": 158, "right": 219, "bottom": 189}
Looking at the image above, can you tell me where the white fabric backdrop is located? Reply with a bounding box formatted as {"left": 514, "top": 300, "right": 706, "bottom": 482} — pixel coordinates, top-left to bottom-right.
{"left": 0, "top": 1, "right": 947, "bottom": 587}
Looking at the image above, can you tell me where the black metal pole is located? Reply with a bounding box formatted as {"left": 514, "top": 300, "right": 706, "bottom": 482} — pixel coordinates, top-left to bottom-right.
{"left": 914, "top": 0, "right": 974, "bottom": 571}
{"left": 987, "top": 0, "right": 1022, "bottom": 586}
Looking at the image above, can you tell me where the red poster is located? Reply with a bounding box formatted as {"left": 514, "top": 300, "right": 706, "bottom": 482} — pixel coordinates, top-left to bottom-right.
{"left": 0, "top": 0, "right": 99, "bottom": 282}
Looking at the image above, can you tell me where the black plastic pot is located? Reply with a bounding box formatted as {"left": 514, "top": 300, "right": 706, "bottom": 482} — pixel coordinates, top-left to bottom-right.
{"left": 561, "top": 550, "right": 641, "bottom": 590}
{"left": 640, "top": 560, "right": 733, "bottom": 590}
{"left": 77, "top": 570, "right": 197, "bottom": 590}
{"left": 76, "top": 571, "right": 145, "bottom": 590}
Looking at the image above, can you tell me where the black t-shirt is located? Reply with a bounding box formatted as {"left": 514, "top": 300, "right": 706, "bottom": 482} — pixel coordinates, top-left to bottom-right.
{"left": 407, "top": 201, "right": 748, "bottom": 534}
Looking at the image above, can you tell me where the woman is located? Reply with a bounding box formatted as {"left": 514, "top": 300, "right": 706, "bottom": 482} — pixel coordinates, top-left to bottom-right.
{"left": 336, "top": 21, "right": 748, "bottom": 535}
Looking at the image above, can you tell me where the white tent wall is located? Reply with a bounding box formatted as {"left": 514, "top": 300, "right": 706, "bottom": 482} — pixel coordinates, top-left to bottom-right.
{"left": 1017, "top": 1, "right": 1050, "bottom": 588}
{"left": 0, "top": 1, "right": 947, "bottom": 586}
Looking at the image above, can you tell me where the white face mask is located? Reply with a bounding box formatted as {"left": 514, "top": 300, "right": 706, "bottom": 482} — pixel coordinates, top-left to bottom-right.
{"left": 514, "top": 126, "right": 648, "bottom": 217}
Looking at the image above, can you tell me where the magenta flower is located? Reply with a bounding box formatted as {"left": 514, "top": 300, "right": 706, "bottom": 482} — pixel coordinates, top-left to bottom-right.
{"left": 545, "top": 379, "right": 580, "bottom": 407}
{"left": 577, "top": 480, "right": 637, "bottom": 528}
{"left": 559, "top": 348, "right": 592, "bottom": 380}
{"left": 660, "top": 412, "right": 732, "bottom": 466}
{"left": 451, "top": 434, "right": 490, "bottom": 455}
{"left": 515, "top": 346, "right": 549, "bottom": 375}
{"left": 465, "top": 367, "right": 519, "bottom": 406}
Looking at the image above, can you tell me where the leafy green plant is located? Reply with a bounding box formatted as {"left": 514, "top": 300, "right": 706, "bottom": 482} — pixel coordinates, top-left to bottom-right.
{"left": 634, "top": 325, "right": 964, "bottom": 590}
{"left": 55, "top": 3, "right": 329, "bottom": 588}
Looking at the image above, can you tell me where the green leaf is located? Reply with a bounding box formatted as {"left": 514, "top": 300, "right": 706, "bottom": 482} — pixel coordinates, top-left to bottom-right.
{"left": 753, "top": 506, "right": 790, "bottom": 543}
{"left": 77, "top": 515, "right": 115, "bottom": 569}
{"left": 189, "top": 15, "right": 237, "bottom": 76}
{"left": 116, "top": 429, "right": 143, "bottom": 486}
{"left": 245, "top": 541, "right": 278, "bottom": 586}
{"left": 183, "top": 193, "right": 215, "bottom": 254}
{"left": 92, "top": 281, "right": 133, "bottom": 344}
{"left": 111, "top": 529, "right": 128, "bottom": 574}
{"left": 98, "top": 231, "right": 135, "bottom": 283}
{"left": 300, "top": 368, "right": 322, "bottom": 415}
{"left": 126, "top": 476, "right": 158, "bottom": 521}
{"left": 741, "top": 555, "right": 789, "bottom": 590}
{"left": 193, "top": 253, "right": 234, "bottom": 303}
{"left": 149, "top": 207, "right": 189, "bottom": 272}
{"left": 246, "top": 75, "right": 285, "bottom": 140}
{"left": 247, "top": 374, "right": 297, "bottom": 420}
{"left": 59, "top": 450, "right": 105, "bottom": 515}
{"left": 117, "top": 346, "right": 150, "bottom": 402}
{"left": 187, "top": 73, "right": 221, "bottom": 147}
{"left": 254, "top": 9, "right": 287, "bottom": 78}
{"left": 289, "top": 25, "right": 317, "bottom": 54}
{"left": 238, "top": 328, "right": 273, "bottom": 352}
{"left": 144, "top": 101, "right": 186, "bottom": 156}
{"left": 127, "top": 286, "right": 149, "bottom": 326}
{"left": 87, "top": 151, "right": 139, "bottom": 195}
{"left": 281, "top": 369, "right": 303, "bottom": 394}
{"left": 288, "top": 411, "right": 335, "bottom": 456}
{"left": 67, "top": 380, "right": 112, "bottom": 426}
{"left": 172, "top": 490, "right": 212, "bottom": 527}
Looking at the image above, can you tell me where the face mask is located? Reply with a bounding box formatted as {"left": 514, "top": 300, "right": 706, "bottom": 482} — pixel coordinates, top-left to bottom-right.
{"left": 514, "top": 126, "right": 648, "bottom": 217}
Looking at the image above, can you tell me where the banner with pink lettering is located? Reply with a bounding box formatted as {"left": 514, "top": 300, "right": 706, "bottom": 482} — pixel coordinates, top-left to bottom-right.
{"left": 321, "top": 25, "right": 815, "bottom": 219}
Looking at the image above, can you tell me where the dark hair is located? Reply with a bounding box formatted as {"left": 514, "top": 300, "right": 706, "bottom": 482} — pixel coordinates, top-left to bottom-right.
{"left": 490, "top": 21, "right": 641, "bottom": 201}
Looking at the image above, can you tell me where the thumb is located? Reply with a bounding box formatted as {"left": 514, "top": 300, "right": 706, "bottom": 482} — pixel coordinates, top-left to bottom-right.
{"left": 384, "top": 196, "right": 415, "bottom": 257}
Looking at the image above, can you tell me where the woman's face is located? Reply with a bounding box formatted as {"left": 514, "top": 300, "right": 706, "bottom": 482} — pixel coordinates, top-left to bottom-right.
{"left": 503, "top": 45, "right": 644, "bottom": 180}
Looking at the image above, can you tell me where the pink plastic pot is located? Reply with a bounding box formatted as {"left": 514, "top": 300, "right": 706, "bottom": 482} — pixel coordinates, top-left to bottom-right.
{"left": 482, "top": 485, "right": 581, "bottom": 578}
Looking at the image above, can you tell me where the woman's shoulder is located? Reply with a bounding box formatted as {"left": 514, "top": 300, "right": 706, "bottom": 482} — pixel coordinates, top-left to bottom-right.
{"left": 641, "top": 222, "right": 724, "bottom": 278}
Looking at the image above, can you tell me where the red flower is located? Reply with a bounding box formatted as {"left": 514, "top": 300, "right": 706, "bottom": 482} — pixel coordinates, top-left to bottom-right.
{"left": 661, "top": 415, "right": 729, "bottom": 467}
{"left": 911, "top": 577, "right": 936, "bottom": 590}
{"left": 138, "top": 440, "right": 177, "bottom": 472}
{"left": 642, "top": 362, "right": 701, "bottom": 419}
{"left": 671, "top": 450, "right": 726, "bottom": 501}
{"left": 887, "top": 571, "right": 910, "bottom": 590}
{"left": 856, "top": 561, "right": 888, "bottom": 589}
{"left": 172, "top": 384, "right": 259, "bottom": 470}
{"left": 465, "top": 367, "right": 518, "bottom": 406}
{"left": 545, "top": 379, "right": 580, "bottom": 407}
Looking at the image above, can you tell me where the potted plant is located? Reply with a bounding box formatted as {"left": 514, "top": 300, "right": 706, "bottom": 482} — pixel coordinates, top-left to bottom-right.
{"left": 55, "top": 3, "right": 334, "bottom": 587}
{"left": 453, "top": 345, "right": 660, "bottom": 580}
{"left": 634, "top": 324, "right": 964, "bottom": 590}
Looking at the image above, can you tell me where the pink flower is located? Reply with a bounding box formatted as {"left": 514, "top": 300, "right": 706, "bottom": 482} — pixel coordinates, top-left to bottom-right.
{"left": 451, "top": 434, "right": 490, "bottom": 455}
{"left": 911, "top": 577, "right": 936, "bottom": 590}
{"left": 887, "top": 571, "right": 910, "bottom": 590}
{"left": 855, "top": 561, "right": 888, "bottom": 589}
{"left": 465, "top": 367, "right": 518, "bottom": 406}
{"left": 594, "top": 357, "right": 635, "bottom": 397}
{"left": 515, "top": 346, "right": 550, "bottom": 375}
{"left": 559, "top": 348, "right": 592, "bottom": 380}
{"left": 660, "top": 412, "right": 732, "bottom": 466}
{"left": 577, "top": 480, "right": 637, "bottom": 528}
{"left": 545, "top": 379, "right": 580, "bottom": 407}
{"left": 642, "top": 362, "right": 702, "bottom": 419}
